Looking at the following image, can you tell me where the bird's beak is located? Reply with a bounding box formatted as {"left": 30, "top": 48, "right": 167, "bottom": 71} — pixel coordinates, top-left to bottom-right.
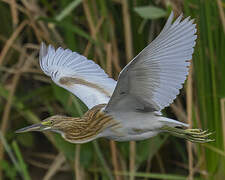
{"left": 15, "top": 121, "right": 51, "bottom": 133}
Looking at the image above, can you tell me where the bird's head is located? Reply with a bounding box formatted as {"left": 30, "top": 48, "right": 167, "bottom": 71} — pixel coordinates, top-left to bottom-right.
{"left": 16, "top": 115, "right": 104, "bottom": 143}
{"left": 15, "top": 115, "right": 81, "bottom": 137}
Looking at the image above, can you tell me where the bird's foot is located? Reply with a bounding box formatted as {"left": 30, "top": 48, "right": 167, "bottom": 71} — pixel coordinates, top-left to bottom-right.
{"left": 181, "top": 128, "right": 214, "bottom": 143}
{"left": 160, "top": 126, "right": 214, "bottom": 143}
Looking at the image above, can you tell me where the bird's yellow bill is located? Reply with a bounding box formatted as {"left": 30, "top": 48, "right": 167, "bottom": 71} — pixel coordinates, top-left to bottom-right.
{"left": 15, "top": 121, "right": 51, "bottom": 133}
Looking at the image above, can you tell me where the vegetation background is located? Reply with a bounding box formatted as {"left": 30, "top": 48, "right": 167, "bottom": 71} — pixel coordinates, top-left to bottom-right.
{"left": 0, "top": 0, "right": 225, "bottom": 179}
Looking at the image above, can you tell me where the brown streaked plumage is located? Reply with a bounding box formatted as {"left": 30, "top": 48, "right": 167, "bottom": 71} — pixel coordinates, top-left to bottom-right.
{"left": 61, "top": 104, "right": 119, "bottom": 143}
{"left": 59, "top": 77, "right": 111, "bottom": 97}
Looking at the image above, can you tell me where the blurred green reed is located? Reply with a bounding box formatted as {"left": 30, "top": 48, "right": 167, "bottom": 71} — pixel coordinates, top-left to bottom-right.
{"left": 0, "top": 0, "right": 224, "bottom": 179}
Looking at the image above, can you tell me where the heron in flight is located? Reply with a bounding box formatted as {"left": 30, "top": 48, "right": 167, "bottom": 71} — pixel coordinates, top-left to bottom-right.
{"left": 16, "top": 12, "right": 212, "bottom": 143}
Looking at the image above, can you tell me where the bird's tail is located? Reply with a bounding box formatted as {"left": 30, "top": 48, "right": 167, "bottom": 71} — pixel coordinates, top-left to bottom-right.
{"left": 159, "top": 118, "right": 213, "bottom": 143}
{"left": 159, "top": 117, "right": 189, "bottom": 128}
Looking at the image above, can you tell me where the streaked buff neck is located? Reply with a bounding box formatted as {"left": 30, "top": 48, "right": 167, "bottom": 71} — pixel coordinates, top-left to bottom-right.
{"left": 60, "top": 104, "right": 118, "bottom": 143}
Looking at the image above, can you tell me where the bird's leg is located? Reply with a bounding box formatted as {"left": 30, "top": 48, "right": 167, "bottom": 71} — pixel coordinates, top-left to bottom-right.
{"left": 160, "top": 125, "right": 214, "bottom": 143}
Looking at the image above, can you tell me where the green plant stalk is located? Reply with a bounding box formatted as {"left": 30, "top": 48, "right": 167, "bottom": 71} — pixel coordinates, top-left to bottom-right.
{"left": 184, "top": 0, "right": 225, "bottom": 178}
{"left": 0, "top": 131, "right": 31, "bottom": 180}
{"left": 93, "top": 141, "right": 113, "bottom": 180}
{"left": 0, "top": 131, "right": 19, "bottom": 171}
{"left": 88, "top": 168, "right": 202, "bottom": 180}
{"left": 55, "top": 0, "right": 83, "bottom": 21}
{"left": 12, "top": 141, "right": 31, "bottom": 180}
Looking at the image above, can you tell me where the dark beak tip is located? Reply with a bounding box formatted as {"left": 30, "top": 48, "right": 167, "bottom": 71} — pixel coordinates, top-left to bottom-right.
{"left": 15, "top": 128, "right": 27, "bottom": 134}
{"left": 15, "top": 129, "right": 23, "bottom": 134}
{"left": 15, "top": 123, "right": 44, "bottom": 134}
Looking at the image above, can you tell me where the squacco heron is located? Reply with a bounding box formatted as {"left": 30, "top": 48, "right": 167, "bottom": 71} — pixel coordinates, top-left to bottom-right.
{"left": 16, "top": 12, "right": 213, "bottom": 143}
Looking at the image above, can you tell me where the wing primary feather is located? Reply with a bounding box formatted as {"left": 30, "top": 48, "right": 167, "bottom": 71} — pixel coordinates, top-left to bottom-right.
{"left": 39, "top": 43, "right": 116, "bottom": 109}
{"left": 105, "top": 11, "right": 197, "bottom": 112}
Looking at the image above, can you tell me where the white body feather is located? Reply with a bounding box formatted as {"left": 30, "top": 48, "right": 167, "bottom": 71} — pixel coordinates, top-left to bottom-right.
{"left": 101, "top": 109, "right": 188, "bottom": 141}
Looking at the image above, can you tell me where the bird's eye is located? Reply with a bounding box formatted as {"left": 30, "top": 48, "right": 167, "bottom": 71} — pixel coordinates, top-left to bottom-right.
{"left": 42, "top": 120, "right": 52, "bottom": 126}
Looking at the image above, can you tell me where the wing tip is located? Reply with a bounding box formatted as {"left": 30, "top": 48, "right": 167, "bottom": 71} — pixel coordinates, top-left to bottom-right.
{"left": 167, "top": 10, "right": 196, "bottom": 26}
{"left": 169, "top": 11, "right": 174, "bottom": 19}
{"left": 165, "top": 11, "right": 174, "bottom": 27}
{"left": 39, "top": 42, "right": 47, "bottom": 61}
{"left": 39, "top": 43, "right": 56, "bottom": 76}
{"left": 40, "top": 43, "right": 65, "bottom": 76}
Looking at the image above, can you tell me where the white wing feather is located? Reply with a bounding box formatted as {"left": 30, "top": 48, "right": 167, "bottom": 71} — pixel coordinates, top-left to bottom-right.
{"left": 105, "top": 12, "right": 197, "bottom": 112}
{"left": 39, "top": 43, "right": 116, "bottom": 109}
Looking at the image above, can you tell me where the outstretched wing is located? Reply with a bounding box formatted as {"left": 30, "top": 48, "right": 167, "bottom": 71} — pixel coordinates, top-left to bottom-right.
{"left": 105, "top": 12, "right": 197, "bottom": 112}
{"left": 39, "top": 43, "right": 116, "bottom": 109}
